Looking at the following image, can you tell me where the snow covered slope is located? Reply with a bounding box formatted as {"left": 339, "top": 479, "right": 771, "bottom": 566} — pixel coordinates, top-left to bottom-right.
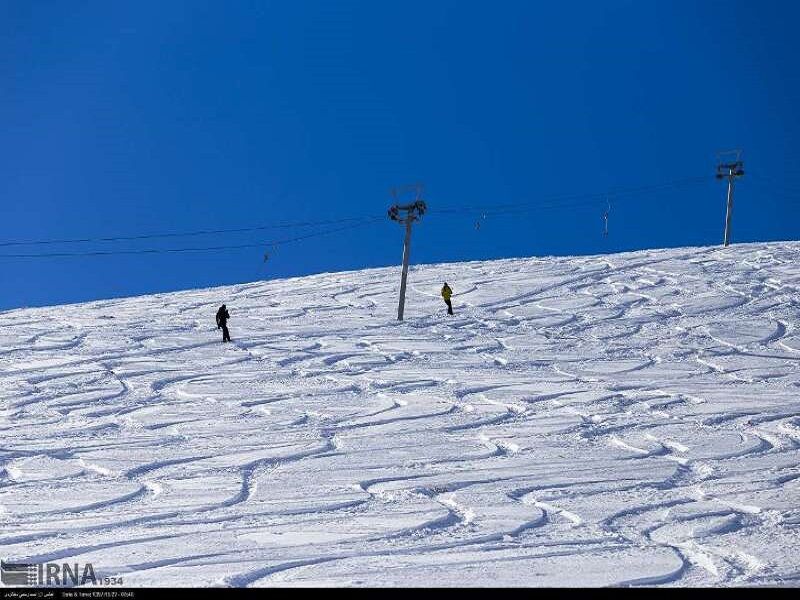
{"left": 2, "top": 242, "right": 800, "bottom": 587}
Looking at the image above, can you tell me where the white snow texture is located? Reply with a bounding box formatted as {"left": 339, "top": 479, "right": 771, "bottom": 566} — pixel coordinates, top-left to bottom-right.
{"left": 2, "top": 241, "right": 800, "bottom": 587}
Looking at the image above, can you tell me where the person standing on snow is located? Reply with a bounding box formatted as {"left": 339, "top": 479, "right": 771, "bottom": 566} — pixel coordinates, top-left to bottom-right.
{"left": 441, "top": 282, "right": 454, "bottom": 316}
{"left": 216, "top": 304, "right": 231, "bottom": 343}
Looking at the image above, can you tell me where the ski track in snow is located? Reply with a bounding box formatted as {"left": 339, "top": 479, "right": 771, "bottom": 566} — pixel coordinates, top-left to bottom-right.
{"left": 2, "top": 242, "right": 800, "bottom": 587}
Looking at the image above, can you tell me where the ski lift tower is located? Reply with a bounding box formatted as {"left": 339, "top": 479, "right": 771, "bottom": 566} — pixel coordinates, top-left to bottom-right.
{"left": 716, "top": 150, "right": 745, "bottom": 247}
{"left": 388, "top": 184, "right": 427, "bottom": 321}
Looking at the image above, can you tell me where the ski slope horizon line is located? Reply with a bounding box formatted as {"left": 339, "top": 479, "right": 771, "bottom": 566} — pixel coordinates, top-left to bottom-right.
{"left": 5, "top": 237, "right": 799, "bottom": 314}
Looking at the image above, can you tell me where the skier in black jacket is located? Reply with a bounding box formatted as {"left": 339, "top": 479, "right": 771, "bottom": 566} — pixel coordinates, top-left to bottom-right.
{"left": 216, "top": 304, "right": 231, "bottom": 343}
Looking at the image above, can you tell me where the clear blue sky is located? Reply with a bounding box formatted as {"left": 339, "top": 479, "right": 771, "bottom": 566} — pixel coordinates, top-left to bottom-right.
{"left": 2, "top": 0, "right": 799, "bottom": 310}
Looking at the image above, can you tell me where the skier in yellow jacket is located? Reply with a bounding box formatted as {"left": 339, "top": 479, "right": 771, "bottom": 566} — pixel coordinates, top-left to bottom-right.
{"left": 441, "top": 282, "right": 454, "bottom": 315}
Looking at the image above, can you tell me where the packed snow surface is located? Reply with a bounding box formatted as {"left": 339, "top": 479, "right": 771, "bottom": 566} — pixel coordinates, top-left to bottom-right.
{"left": 2, "top": 242, "right": 800, "bottom": 587}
